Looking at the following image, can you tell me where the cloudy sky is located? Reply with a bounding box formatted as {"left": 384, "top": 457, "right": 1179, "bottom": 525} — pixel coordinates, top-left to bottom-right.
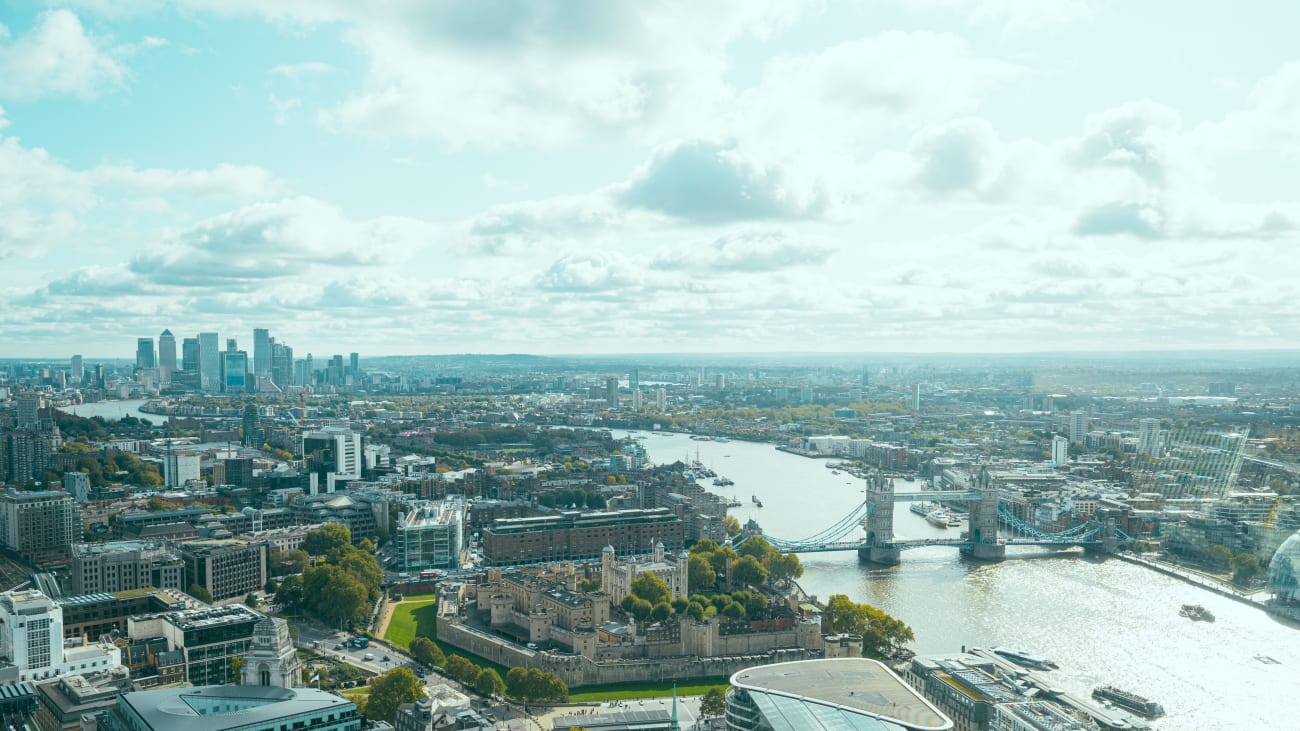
{"left": 3, "top": 1, "right": 1299, "bottom": 358}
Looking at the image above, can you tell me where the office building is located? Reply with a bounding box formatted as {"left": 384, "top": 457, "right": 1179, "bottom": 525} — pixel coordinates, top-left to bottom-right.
{"left": 630, "top": 367, "right": 639, "bottom": 391}
{"left": 253, "top": 328, "right": 271, "bottom": 379}
{"left": 63, "top": 472, "right": 91, "bottom": 503}
{"left": 482, "top": 507, "right": 684, "bottom": 565}
{"left": 240, "top": 615, "right": 301, "bottom": 688}
{"left": 397, "top": 498, "right": 464, "bottom": 571}
{"left": 58, "top": 589, "right": 190, "bottom": 643}
{"left": 0, "top": 488, "right": 76, "bottom": 564}
{"left": 181, "top": 539, "right": 268, "bottom": 601}
{"left": 0, "top": 589, "right": 122, "bottom": 682}
{"left": 126, "top": 604, "right": 265, "bottom": 686}
{"left": 163, "top": 451, "right": 200, "bottom": 488}
{"left": 34, "top": 667, "right": 133, "bottom": 731}
{"left": 69, "top": 541, "right": 184, "bottom": 595}
{"left": 135, "top": 338, "right": 156, "bottom": 371}
{"left": 349, "top": 352, "right": 359, "bottom": 377}
{"left": 198, "top": 332, "right": 220, "bottom": 392}
{"left": 69, "top": 355, "right": 83, "bottom": 384}
{"left": 303, "top": 427, "right": 363, "bottom": 489}
{"left": 1068, "top": 411, "right": 1089, "bottom": 445}
{"left": 158, "top": 329, "right": 177, "bottom": 383}
{"left": 725, "top": 658, "right": 951, "bottom": 731}
{"left": 181, "top": 337, "right": 200, "bottom": 373}
{"left": 96, "top": 685, "right": 361, "bottom": 731}
{"left": 270, "top": 342, "right": 294, "bottom": 387}
{"left": 220, "top": 350, "right": 249, "bottom": 393}
{"left": 242, "top": 405, "right": 263, "bottom": 448}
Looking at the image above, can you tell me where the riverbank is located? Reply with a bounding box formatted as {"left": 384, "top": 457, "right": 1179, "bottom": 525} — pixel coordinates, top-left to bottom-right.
{"left": 1116, "top": 553, "right": 1268, "bottom": 610}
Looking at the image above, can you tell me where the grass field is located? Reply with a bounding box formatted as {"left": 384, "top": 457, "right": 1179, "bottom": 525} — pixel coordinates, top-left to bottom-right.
{"left": 382, "top": 594, "right": 439, "bottom": 649}
{"left": 567, "top": 679, "right": 730, "bottom": 702}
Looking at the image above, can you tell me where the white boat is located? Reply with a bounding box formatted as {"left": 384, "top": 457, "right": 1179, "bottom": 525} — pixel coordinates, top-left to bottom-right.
{"left": 925, "top": 509, "right": 951, "bottom": 528}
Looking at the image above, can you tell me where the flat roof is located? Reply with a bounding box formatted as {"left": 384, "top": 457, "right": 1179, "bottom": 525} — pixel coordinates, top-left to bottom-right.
{"left": 731, "top": 658, "right": 952, "bottom": 731}
{"left": 118, "top": 685, "right": 353, "bottom": 731}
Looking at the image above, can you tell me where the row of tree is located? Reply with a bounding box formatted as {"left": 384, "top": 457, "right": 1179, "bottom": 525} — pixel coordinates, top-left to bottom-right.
{"left": 687, "top": 537, "right": 803, "bottom": 593}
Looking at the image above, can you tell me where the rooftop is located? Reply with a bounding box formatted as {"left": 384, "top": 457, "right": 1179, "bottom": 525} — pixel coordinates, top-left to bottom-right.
{"left": 731, "top": 658, "right": 952, "bottom": 731}
{"left": 116, "top": 685, "right": 354, "bottom": 731}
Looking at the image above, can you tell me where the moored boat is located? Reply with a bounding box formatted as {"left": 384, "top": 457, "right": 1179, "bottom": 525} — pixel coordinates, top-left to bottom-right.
{"left": 925, "top": 509, "right": 951, "bottom": 528}
{"left": 992, "top": 647, "right": 1059, "bottom": 670}
{"left": 1179, "top": 604, "right": 1215, "bottom": 622}
{"left": 1092, "top": 686, "right": 1165, "bottom": 718}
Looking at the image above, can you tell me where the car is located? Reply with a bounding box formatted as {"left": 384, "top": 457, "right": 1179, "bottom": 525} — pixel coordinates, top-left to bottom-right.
{"left": 486, "top": 714, "right": 496, "bottom": 722}
{"left": 382, "top": 655, "right": 390, "bottom": 662}
{"left": 363, "top": 653, "right": 375, "bottom": 661}
{"left": 526, "top": 643, "right": 538, "bottom": 650}
{"left": 334, "top": 644, "right": 345, "bottom": 650}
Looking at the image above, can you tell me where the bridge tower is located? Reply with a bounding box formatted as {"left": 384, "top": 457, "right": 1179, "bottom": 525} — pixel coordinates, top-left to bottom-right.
{"left": 859, "top": 470, "right": 900, "bottom": 565}
{"left": 1087, "top": 513, "right": 1123, "bottom": 555}
{"left": 962, "top": 465, "right": 1005, "bottom": 561}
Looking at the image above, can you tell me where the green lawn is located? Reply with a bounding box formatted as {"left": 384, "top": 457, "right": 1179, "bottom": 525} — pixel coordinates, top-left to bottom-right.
{"left": 567, "top": 679, "right": 730, "bottom": 702}
{"left": 383, "top": 594, "right": 439, "bottom": 648}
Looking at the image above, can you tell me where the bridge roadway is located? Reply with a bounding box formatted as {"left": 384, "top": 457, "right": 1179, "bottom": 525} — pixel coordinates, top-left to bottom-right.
{"left": 772, "top": 537, "right": 1104, "bottom": 553}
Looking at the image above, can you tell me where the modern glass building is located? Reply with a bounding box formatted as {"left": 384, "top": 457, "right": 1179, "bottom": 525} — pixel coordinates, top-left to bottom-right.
{"left": 1268, "top": 530, "right": 1300, "bottom": 605}
{"left": 99, "top": 685, "right": 360, "bottom": 731}
{"left": 398, "top": 497, "right": 464, "bottom": 571}
{"left": 726, "top": 658, "right": 952, "bottom": 731}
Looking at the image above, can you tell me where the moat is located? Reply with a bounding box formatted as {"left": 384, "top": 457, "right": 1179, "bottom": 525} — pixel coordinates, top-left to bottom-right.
{"left": 624, "top": 430, "right": 1297, "bottom": 731}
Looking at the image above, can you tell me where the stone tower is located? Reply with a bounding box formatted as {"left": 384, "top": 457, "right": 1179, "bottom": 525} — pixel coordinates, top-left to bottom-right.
{"left": 963, "top": 465, "right": 1005, "bottom": 561}
{"left": 860, "top": 471, "right": 899, "bottom": 565}
{"left": 242, "top": 615, "right": 302, "bottom": 688}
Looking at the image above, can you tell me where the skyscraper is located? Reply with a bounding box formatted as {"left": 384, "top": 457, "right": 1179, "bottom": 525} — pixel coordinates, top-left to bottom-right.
{"left": 349, "top": 352, "right": 359, "bottom": 377}
{"left": 198, "top": 332, "right": 220, "bottom": 392}
{"left": 181, "top": 337, "right": 200, "bottom": 372}
{"left": 158, "top": 329, "right": 177, "bottom": 383}
{"left": 630, "top": 367, "right": 640, "bottom": 391}
{"left": 220, "top": 350, "right": 249, "bottom": 393}
{"left": 271, "top": 342, "right": 294, "bottom": 387}
{"left": 226, "top": 338, "right": 238, "bottom": 353}
{"left": 70, "top": 355, "right": 83, "bottom": 384}
{"left": 1138, "top": 418, "right": 1161, "bottom": 456}
{"left": 253, "top": 328, "right": 271, "bottom": 379}
{"left": 135, "top": 338, "right": 156, "bottom": 370}
{"left": 606, "top": 376, "right": 619, "bottom": 408}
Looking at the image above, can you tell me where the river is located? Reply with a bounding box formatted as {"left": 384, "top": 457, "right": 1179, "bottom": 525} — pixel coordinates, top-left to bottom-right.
{"left": 621, "top": 430, "right": 1296, "bottom": 731}
{"left": 60, "top": 399, "right": 164, "bottom": 424}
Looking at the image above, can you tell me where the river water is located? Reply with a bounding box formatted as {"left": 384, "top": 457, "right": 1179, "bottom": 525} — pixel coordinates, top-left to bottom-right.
{"left": 621, "top": 430, "right": 1296, "bottom": 731}
{"left": 61, "top": 399, "right": 163, "bottom": 424}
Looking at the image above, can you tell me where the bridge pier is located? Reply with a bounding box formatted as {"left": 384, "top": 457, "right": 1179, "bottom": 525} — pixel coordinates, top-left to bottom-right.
{"left": 858, "top": 545, "right": 900, "bottom": 565}
{"left": 961, "top": 542, "right": 1006, "bottom": 561}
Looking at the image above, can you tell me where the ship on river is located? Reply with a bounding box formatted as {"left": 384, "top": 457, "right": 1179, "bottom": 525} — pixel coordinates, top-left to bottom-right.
{"left": 1092, "top": 686, "right": 1165, "bottom": 718}
{"left": 1180, "top": 604, "right": 1215, "bottom": 622}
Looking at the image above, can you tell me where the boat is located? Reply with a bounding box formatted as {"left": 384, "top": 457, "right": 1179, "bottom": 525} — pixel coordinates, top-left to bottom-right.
{"left": 925, "top": 510, "right": 951, "bottom": 528}
{"left": 947, "top": 512, "right": 962, "bottom": 527}
{"left": 752, "top": 495, "right": 763, "bottom": 508}
{"left": 910, "top": 502, "right": 935, "bottom": 517}
{"left": 1179, "top": 604, "right": 1215, "bottom": 622}
{"left": 713, "top": 477, "right": 734, "bottom": 487}
{"left": 992, "top": 647, "right": 1059, "bottom": 670}
{"left": 1092, "top": 686, "right": 1165, "bottom": 718}
{"left": 831, "top": 470, "right": 841, "bottom": 475}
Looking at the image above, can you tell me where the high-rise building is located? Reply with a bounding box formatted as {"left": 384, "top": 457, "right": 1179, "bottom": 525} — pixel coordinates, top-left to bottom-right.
{"left": 69, "top": 541, "right": 184, "bottom": 595}
{"left": 632, "top": 389, "right": 643, "bottom": 410}
{"left": 1051, "top": 435, "right": 1069, "bottom": 467}
{"left": 1138, "top": 418, "right": 1161, "bottom": 456}
{"left": 242, "top": 405, "right": 263, "bottom": 448}
{"left": 270, "top": 342, "right": 294, "bottom": 387}
{"left": 397, "top": 498, "right": 464, "bottom": 571}
{"left": 655, "top": 388, "right": 667, "bottom": 411}
{"left": 197, "top": 332, "right": 220, "bottom": 392}
{"left": 3, "top": 432, "right": 48, "bottom": 484}
{"left": 157, "top": 329, "right": 177, "bottom": 383}
{"left": 181, "top": 539, "right": 268, "bottom": 601}
{"left": 220, "top": 351, "right": 249, "bottom": 393}
{"left": 302, "top": 427, "right": 362, "bottom": 491}
{"left": 63, "top": 472, "right": 91, "bottom": 502}
{"left": 181, "top": 338, "right": 199, "bottom": 372}
{"left": 15, "top": 393, "right": 41, "bottom": 428}
{"left": 70, "top": 355, "right": 83, "bottom": 384}
{"left": 163, "top": 452, "right": 200, "bottom": 488}
{"left": 226, "top": 338, "right": 238, "bottom": 353}
{"left": 1069, "top": 410, "right": 1089, "bottom": 445}
{"left": 135, "top": 338, "right": 156, "bottom": 371}
{"left": 253, "top": 328, "right": 271, "bottom": 379}
{"left": 0, "top": 488, "right": 77, "bottom": 564}
{"left": 606, "top": 376, "right": 619, "bottom": 408}
{"left": 348, "top": 352, "right": 359, "bottom": 377}
{"left": 93, "top": 364, "right": 105, "bottom": 390}
{"left": 629, "top": 367, "right": 639, "bottom": 391}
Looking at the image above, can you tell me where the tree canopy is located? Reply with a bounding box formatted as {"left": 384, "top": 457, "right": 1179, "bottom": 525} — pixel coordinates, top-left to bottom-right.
{"left": 363, "top": 668, "right": 424, "bottom": 723}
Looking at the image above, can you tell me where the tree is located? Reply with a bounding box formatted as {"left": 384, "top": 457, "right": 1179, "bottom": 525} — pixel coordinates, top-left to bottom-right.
{"left": 766, "top": 553, "right": 803, "bottom": 587}
{"left": 231, "top": 655, "right": 245, "bottom": 684}
{"left": 245, "top": 592, "right": 260, "bottom": 608}
{"left": 409, "top": 637, "right": 445, "bottom": 668}
{"left": 264, "top": 578, "right": 279, "bottom": 594}
{"left": 688, "top": 554, "right": 717, "bottom": 592}
{"left": 1207, "top": 544, "right": 1233, "bottom": 569}
{"left": 1231, "top": 552, "right": 1263, "bottom": 584}
{"left": 303, "top": 524, "right": 352, "bottom": 556}
{"left": 731, "top": 556, "right": 768, "bottom": 586}
{"left": 270, "top": 548, "right": 310, "bottom": 575}
{"left": 651, "top": 601, "right": 673, "bottom": 622}
{"left": 188, "top": 583, "right": 213, "bottom": 603}
{"left": 444, "top": 655, "right": 479, "bottom": 685}
{"left": 723, "top": 515, "right": 742, "bottom": 537}
{"left": 630, "top": 572, "right": 672, "bottom": 606}
{"left": 364, "top": 668, "right": 424, "bottom": 723}
{"left": 276, "top": 574, "right": 304, "bottom": 610}
{"left": 475, "top": 667, "right": 505, "bottom": 697}
{"left": 701, "top": 687, "right": 727, "bottom": 718}
{"left": 721, "top": 601, "right": 746, "bottom": 620}
{"left": 628, "top": 597, "right": 653, "bottom": 622}
{"left": 735, "top": 536, "right": 777, "bottom": 563}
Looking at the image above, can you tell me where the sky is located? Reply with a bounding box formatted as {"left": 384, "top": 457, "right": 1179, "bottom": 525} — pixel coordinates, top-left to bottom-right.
{"left": 2, "top": 1, "right": 1300, "bottom": 359}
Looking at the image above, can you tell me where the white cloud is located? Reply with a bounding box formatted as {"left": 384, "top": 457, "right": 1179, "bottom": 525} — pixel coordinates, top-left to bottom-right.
{"left": 0, "top": 10, "right": 128, "bottom": 100}
{"left": 268, "top": 61, "right": 335, "bottom": 81}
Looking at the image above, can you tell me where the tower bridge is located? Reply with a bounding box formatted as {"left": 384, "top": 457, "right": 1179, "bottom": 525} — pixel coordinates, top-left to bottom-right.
{"left": 733, "top": 466, "right": 1130, "bottom": 565}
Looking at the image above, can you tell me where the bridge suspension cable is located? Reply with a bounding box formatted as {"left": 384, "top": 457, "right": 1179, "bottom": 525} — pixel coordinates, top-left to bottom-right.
{"left": 736, "top": 501, "right": 875, "bottom": 551}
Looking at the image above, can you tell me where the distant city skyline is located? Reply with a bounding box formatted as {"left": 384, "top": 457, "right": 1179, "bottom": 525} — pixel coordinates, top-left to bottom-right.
{"left": 3, "top": 3, "right": 1300, "bottom": 356}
